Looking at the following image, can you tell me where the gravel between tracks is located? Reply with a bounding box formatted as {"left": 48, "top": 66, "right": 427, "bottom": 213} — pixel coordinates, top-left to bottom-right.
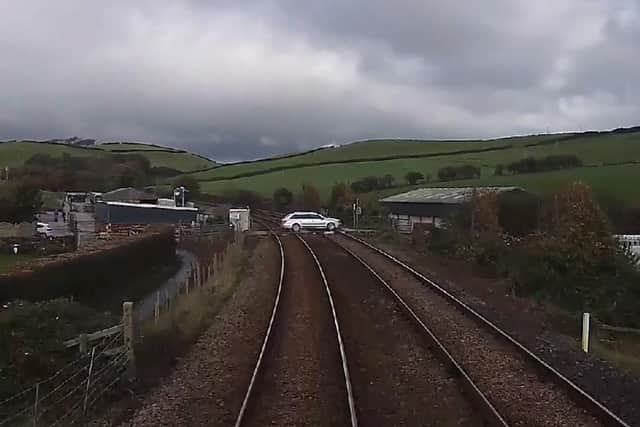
{"left": 242, "top": 235, "right": 349, "bottom": 426}
{"left": 306, "top": 235, "right": 481, "bottom": 427}
{"left": 123, "top": 237, "right": 279, "bottom": 426}
{"left": 333, "top": 233, "right": 602, "bottom": 427}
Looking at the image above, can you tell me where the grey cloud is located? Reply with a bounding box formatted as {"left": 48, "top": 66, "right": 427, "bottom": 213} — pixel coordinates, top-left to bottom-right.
{"left": 0, "top": 0, "right": 638, "bottom": 161}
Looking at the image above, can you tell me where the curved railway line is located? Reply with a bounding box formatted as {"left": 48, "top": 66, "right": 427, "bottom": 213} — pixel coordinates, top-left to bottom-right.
{"left": 234, "top": 221, "right": 357, "bottom": 427}
{"left": 251, "top": 209, "right": 630, "bottom": 426}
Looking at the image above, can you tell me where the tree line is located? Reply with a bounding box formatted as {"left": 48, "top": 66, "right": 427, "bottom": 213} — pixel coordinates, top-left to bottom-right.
{"left": 495, "top": 154, "right": 582, "bottom": 176}
{"left": 11, "top": 153, "right": 183, "bottom": 193}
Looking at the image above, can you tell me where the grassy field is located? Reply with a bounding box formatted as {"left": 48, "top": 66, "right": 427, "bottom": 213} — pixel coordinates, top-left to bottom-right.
{"left": 187, "top": 134, "right": 570, "bottom": 182}
{"left": 193, "top": 133, "right": 640, "bottom": 186}
{"left": 134, "top": 150, "right": 214, "bottom": 171}
{"left": 0, "top": 254, "right": 33, "bottom": 273}
{"left": 196, "top": 131, "right": 640, "bottom": 202}
{"left": 0, "top": 142, "right": 108, "bottom": 168}
{"left": 372, "top": 164, "right": 640, "bottom": 202}
{"left": 0, "top": 141, "right": 216, "bottom": 172}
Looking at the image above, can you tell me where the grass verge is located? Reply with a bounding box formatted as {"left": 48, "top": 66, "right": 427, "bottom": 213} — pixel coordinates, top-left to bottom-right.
{"left": 135, "top": 237, "right": 250, "bottom": 388}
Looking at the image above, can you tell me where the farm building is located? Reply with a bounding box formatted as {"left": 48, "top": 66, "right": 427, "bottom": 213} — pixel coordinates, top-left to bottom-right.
{"left": 379, "top": 187, "right": 527, "bottom": 233}
{"left": 94, "top": 201, "right": 198, "bottom": 226}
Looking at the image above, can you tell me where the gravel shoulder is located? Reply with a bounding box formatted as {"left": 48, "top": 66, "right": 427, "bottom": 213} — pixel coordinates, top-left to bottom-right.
{"left": 364, "top": 234, "right": 640, "bottom": 426}
{"left": 334, "top": 233, "right": 602, "bottom": 427}
{"left": 306, "top": 235, "right": 481, "bottom": 427}
{"left": 122, "top": 236, "right": 279, "bottom": 426}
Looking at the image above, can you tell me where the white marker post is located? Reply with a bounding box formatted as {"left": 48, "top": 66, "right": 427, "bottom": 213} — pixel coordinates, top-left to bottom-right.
{"left": 582, "top": 312, "right": 590, "bottom": 353}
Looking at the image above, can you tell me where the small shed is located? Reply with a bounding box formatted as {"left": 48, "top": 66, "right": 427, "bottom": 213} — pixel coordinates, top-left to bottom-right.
{"left": 380, "top": 186, "right": 525, "bottom": 233}
{"left": 229, "top": 208, "right": 250, "bottom": 232}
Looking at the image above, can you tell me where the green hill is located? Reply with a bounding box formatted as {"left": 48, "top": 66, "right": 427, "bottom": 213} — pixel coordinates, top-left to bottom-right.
{"left": 0, "top": 141, "right": 216, "bottom": 172}
{"left": 189, "top": 128, "right": 640, "bottom": 203}
{"left": 5, "top": 128, "right": 640, "bottom": 204}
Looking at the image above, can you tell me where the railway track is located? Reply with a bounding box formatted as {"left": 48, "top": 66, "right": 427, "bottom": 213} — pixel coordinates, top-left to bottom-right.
{"left": 234, "top": 221, "right": 357, "bottom": 427}
{"left": 303, "top": 233, "right": 489, "bottom": 426}
{"left": 332, "top": 232, "right": 629, "bottom": 427}
{"left": 250, "top": 210, "right": 629, "bottom": 426}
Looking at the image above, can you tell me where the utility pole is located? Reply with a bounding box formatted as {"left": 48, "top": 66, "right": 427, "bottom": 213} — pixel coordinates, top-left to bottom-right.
{"left": 352, "top": 198, "right": 360, "bottom": 231}
{"left": 352, "top": 200, "right": 356, "bottom": 230}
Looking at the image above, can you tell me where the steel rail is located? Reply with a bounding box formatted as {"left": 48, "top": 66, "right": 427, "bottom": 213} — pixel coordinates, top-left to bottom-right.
{"left": 339, "top": 231, "right": 630, "bottom": 427}
{"left": 322, "top": 235, "right": 508, "bottom": 426}
{"left": 233, "top": 220, "right": 286, "bottom": 427}
{"left": 297, "top": 235, "right": 358, "bottom": 427}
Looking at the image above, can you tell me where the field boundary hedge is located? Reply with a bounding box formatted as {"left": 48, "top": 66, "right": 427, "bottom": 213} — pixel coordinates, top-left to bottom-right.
{"left": 0, "top": 228, "right": 176, "bottom": 303}
{"left": 196, "top": 144, "right": 516, "bottom": 183}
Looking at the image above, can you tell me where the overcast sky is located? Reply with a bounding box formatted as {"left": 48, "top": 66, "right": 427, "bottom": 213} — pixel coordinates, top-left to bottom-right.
{"left": 1, "top": 1, "right": 638, "bottom": 161}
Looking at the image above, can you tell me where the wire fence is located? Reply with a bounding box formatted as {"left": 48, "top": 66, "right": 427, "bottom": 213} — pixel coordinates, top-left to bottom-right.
{"left": 0, "top": 329, "right": 128, "bottom": 426}
{"left": 1, "top": 228, "right": 237, "bottom": 426}
{"left": 136, "top": 231, "right": 241, "bottom": 326}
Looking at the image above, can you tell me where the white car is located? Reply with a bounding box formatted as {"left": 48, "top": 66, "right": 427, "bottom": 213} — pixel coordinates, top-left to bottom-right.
{"left": 281, "top": 212, "right": 341, "bottom": 232}
{"left": 36, "top": 222, "right": 53, "bottom": 237}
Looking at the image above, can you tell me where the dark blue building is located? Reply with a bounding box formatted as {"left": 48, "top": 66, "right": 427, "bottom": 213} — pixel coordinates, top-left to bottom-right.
{"left": 95, "top": 202, "right": 198, "bottom": 225}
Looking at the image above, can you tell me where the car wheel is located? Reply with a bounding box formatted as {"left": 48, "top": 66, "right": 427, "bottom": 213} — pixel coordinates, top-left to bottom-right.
{"left": 292, "top": 223, "right": 301, "bottom": 232}
{"left": 327, "top": 222, "right": 336, "bottom": 231}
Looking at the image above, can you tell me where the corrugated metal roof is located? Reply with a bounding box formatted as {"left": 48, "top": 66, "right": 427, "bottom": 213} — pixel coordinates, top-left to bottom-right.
{"left": 102, "top": 187, "right": 157, "bottom": 202}
{"left": 379, "top": 186, "right": 522, "bottom": 204}
{"left": 102, "top": 201, "right": 198, "bottom": 211}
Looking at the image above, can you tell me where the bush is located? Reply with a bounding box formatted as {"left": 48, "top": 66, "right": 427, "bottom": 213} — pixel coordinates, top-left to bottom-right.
{"left": 220, "top": 188, "right": 268, "bottom": 208}
{"left": 405, "top": 171, "right": 424, "bottom": 185}
{"left": 508, "top": 183, "right": 640, "bottom": 326}
{"left": 380, "top": 174, "right": 395, "bottom": 188}
{"left": 329, "top": 182, "right": 352, "bottom": 209}
{"left": 350, "top": 176, "right": 381, "bottom": 193}
{"left": 273, "top": 187, "right": 293, "bottom": 211}
{"left": 173, "top": 175, "right": 201, "bottom": 198}
{"left": 425, "top": 182, "right": 640, "bottom": 327}
{"left": 0, "top": 182, "right": 42, "bottom": 223}
{"left": 0, "top": 299, "right": 117, "bottom": 399}
{"left": 437, "top": 164, "right": 480, "bottom": 181}
{"left": 300, "top": 183, "right": 322, "bottom": 210}
{"left": 506, "top": 154, "right": 582, "bottom": 175}
{"left": 16, "top": 153, "right": 160, "bottom": 192}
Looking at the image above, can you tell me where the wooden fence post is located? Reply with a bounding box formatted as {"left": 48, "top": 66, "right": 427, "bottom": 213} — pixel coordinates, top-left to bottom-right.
{"left": 582, "top": 312, "right": 590, "bottom": 353}
{"left": 82, "top": 347, "right": 96, "bottom": 415}
{"left": 79, "top": 334, "right": 88, "bottom": 354}
{"left": 122, "top": 302, "right": 136, "bottom": 378}
{"left": 32, "top": 383, "right": 39, "bottom": 427}
{"left": 154, "top": 292, "right": 160, "bottom": 324}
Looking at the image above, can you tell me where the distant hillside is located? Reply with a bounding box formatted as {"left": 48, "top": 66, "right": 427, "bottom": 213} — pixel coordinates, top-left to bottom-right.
{"left": 0, "top": 140, "right": 216, "bottom": 173}
{"left": 5, "top": 126, "right": 640, "bottom": 203}
{"left": 184, "top": 126, "right": 640, "bottom": 203}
